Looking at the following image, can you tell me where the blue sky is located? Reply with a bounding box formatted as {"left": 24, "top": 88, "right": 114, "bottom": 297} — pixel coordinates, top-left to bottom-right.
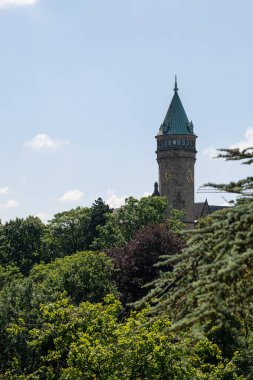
{"left": 0, "top": 0, "right": 252, "bottom": 222}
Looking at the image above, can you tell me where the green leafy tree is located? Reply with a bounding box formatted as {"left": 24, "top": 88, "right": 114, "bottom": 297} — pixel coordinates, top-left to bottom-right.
{"left": 0, "top": 270, "right": 34, "bottom": 374}
{"left": 0, "top": 216, "right": 45, "bottom": 275}
{"left": 30, "top": 251, "right": 118, "bottom": 304}
{"left": 0, "top": 252, "right": 117, "bottom": 375}
{"left": 9, "top": 295, "right": 234, "bottom": 380}
{"left": 43, "top": 207, "right": 91, "bottom": 260}
{"left": 92, "top": 196, "right": 169, "bottom": 250}
{"left": 165, "top": 208, "right": 186, "bottom": 233}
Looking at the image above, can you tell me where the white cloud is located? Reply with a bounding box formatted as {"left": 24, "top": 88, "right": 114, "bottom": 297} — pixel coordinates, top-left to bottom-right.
{"left": 59, "top": 189, "right": 84, "bottom": 203}
{"left": 0, "top": 0, "right": 37, "bottom": 7}
{"left": 230, "top": 127, "right": 253, "bottom": 151}
{"left": 106, "top": 193, "right": 126, "bottom": 209}
{"left": 202, "top": 147, "right": 218, "bottom": 159}
{"left": 202, "top": 128, "right": 253, "bottom": 158}
{"left": 105, "top": 191, "right": 152, "bottom": 209}
{"left": 25, "top": 134, "right": 68, "bottom": 151}
{"left": 0, "top": 199, "right": 18, "bottom": 209}
{"left": 0, "top": 187, "right": 10, "bottom": 195}
{"left": 37, "top": 212, "right": 51, "bottom": 224}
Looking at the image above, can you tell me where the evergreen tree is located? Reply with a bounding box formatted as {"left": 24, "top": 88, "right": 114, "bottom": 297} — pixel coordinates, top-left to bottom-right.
{"left": 206, "top": 147, "right": 253, "bottom": 202}
{"left": 87, "top": 197, "right": 112, "bottom": 247}
{"left": 137, "top": 147, "right": 253, "bottom": 376}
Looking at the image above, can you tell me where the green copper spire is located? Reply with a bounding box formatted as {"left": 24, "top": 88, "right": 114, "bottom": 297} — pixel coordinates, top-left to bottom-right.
{"left": 158, "top": 78, "right": 194, "bottom": 135}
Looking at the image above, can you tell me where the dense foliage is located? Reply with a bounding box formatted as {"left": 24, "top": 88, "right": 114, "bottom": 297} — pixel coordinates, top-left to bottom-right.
{"left": 0, "top": 196, "right": 169, "bottom": 273}
{"left": 0, "top": 251, "right": 118, "bottom": 374}
{"left": 0, "top": 198, "right": 113, "bottom": 273}
{"left": 30, "top": 251, "right": 118, "bottom": 304}
{"left": 43, "top": 197, "right": 112, "bottom": 260}
{"left": 136, "top": 147, "right": 253, "bottom": 378}
{"left": 109, "top": 223, "right": 184, "bottom": 304}
{"left": 0, "top": 147, "right": 252, "bottom": 379}
{"left": 0, "top": 295, "right": 241, "bottom": 379}
{"left": 0, "top": 216, "right": 45, "bottom": 275}
{"left": 91, "top": 196, "right": 169, "bottom": 250}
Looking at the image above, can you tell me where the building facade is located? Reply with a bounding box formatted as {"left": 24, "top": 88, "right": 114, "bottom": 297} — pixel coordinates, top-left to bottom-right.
{"left": 156, "top": 78, "right": 197, "bottom": 227}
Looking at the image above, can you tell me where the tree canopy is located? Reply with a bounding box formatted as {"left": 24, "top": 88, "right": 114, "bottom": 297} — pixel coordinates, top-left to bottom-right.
{"left": 0, "top": 216, "right": 45, "bottom": 275}
{"left": 109, "top": 224, "right": 184, "bottom": 304}
{"left": 136, "top": 147, "right": 253, "bottom": 376}
{"left": 30, "top": 250, "right": 118, "bottom": 304}
{"left": 0, "top": 151, "right": 252, "bottom": 379}
{"left": 91, "top": 196, "right": 169, "bottom": 250}
{"left": 1, "top": 295, "right": 241, "bottom": 379}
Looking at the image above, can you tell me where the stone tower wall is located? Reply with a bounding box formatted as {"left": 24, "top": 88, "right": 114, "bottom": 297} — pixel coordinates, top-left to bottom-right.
{"left": 156, "top": 134, "right": 196, "bottom": 226}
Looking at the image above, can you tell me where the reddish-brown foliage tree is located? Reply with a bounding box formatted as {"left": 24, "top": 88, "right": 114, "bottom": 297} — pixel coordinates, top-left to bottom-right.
{"left": 108, "top": 224, "right": 184, "bottom": 304}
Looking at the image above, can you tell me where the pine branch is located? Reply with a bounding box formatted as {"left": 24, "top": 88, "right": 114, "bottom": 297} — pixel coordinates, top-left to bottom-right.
{"left": 216, "top": 147, "right": 253, "bottom": 165}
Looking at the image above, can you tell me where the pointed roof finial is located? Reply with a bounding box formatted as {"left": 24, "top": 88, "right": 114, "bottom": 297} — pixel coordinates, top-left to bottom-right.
{"left": 152, "top": 181, "right": 160, "bottom": 196}
{"left": 174, "top": 75, "right": 178, "bottom": 93}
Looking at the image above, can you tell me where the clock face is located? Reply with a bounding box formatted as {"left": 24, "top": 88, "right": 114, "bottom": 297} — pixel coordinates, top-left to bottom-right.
{"left": 186, "top": 168, "right": 194, "bottom": 184}
{"left": 162, "top": 168, "right": 172, "bottom": 183}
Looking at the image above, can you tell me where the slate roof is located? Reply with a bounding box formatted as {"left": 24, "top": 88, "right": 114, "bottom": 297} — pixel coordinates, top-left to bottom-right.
{"left": 209, "top": 205, "right": 227, "bottom": 213}
{"left": 194, "top": 202, "right": 208, "bottom": 220}
{"left": 194, "top": 201, "right": 229, "bottom": 220}
{"left": 158, "top": 78, "right": 195, "bottom": 136}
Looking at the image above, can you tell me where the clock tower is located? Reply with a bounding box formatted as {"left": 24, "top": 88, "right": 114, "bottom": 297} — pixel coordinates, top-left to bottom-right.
{"left": 156, "top": 78, "right": 197, "bottom": 227}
